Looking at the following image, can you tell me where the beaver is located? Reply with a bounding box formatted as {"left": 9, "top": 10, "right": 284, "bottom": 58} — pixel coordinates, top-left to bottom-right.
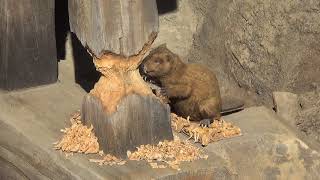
{"left": 140, "top": 44, "right": 243, "bottom": 126}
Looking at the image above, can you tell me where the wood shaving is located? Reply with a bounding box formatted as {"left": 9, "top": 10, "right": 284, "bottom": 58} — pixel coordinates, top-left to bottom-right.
{"left": 89, "top": 154, "right": 126, "bottom": 166}
{"left": 149, "top": 162, "right": 166, "bottom": 169}
{"left": 127, "top": 139, "right": 208, "bottom": 170}
{"left": 54, "top": 111, "right": 99, "bottom": 154}
{"left": 171, "top": 113, "right": 241, "bottom": 146}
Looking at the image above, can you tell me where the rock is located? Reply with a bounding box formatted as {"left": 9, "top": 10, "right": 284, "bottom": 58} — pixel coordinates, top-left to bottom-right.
{"left": 225, "top": 0, "right": 320, "bottom": 103}
{"left": 0, "top": 158, "right": 29, "bottom": 180}
{"left": 297, "top": 90, "right": 320, "bottom": 143}
{"left": 272, "top": 91, "right": 300, "bottom": 127}
{"left": 208, "top": 106, "right": 320, "bottom": 180}
{"left": 153, "top": 0, "right": 199, "bottom": 59}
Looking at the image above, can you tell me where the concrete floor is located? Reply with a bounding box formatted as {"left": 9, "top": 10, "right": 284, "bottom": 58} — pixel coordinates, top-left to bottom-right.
{"left": 0, "top": 48, "right": 320, "bottom": 179}
{"left": 0, "top": 60, "right": 225, "bottom": 179}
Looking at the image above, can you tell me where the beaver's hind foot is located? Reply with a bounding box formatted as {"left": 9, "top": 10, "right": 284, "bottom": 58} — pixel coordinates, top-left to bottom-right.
{"left": 200, "top": 119, "right": 212, "bottom": 127}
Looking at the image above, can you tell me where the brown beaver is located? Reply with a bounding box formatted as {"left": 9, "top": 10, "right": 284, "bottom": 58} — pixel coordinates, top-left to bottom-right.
{"left": 140, "top": 44, "right": 243, "bottom": 126}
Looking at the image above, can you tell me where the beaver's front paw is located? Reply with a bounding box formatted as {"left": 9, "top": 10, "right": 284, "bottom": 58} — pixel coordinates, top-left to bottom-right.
{"left": 159, "top": 87, "right": 167, "bottom": 97}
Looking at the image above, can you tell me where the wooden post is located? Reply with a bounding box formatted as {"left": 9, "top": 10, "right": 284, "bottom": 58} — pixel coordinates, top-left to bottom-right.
{"left": 0, "top": 0, "right": 57, "bottom": 90}
{"left": 69, "top": 0, "right": 173, "bottom": 157}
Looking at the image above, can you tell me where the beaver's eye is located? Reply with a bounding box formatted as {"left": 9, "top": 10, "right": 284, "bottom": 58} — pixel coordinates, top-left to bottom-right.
{"left": 155, "top": 59, "right": 162, "bottom": 64}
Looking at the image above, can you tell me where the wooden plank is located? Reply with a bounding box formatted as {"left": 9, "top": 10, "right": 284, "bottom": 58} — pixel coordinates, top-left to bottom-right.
{"left": 82, "top": 94, "right": 173, "bottom": 157}
{"left": 68, "top": 0, "right": 159, "bottom": 57}
{"left": 0, "top": 0, "right": 57, "bottom": 90}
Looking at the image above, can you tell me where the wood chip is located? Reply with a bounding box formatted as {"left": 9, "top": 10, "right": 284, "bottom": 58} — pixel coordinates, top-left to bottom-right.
{"left": 89, "top": 154, "right": 126, "bottom": 166}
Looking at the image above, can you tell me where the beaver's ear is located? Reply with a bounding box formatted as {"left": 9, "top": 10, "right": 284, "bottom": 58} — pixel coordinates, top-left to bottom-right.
{"left": 165, "top": 54, "right": 172, "bottom": 62}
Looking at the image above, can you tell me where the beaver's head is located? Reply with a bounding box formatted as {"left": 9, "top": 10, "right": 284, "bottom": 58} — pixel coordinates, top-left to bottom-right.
{"left": 141, "top": 44, "right": 175, "bottom": 78}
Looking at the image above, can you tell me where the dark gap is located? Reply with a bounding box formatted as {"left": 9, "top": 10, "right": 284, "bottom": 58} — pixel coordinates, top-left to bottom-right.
{"left": 55, "top": 1, "right": 99, "bottom": 92}
{"left": 55, "top": 0, "right": 70, "bottom": 61}
{"left": 222, "top": 109, "right": 244, "bottom": 116}
{"left": 156, "top": 0, "right": 178, "bottom": 15}
{"left": 272, "top": 106, "right": 277, "bottom": 112}
{"left": 71, "top": 33, "right": 101, "bottom": 92}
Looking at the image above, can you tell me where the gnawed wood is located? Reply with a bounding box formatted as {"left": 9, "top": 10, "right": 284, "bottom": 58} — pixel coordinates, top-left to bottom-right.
{"left": 84, "top": 42, "right": 174, "bottom": 156}
{"left": 69, "top": 0, "right": 173, "bottom": 157}
{"left": 82, "top": 94, "right": 173, "bottom": 157}
{"left": 90, "top": 33, "right": 157, "bottom": 114}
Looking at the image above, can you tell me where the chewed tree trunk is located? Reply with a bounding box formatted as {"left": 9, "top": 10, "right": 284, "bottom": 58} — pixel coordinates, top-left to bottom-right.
{"left": 68, "top": 0, "right": 173, "bottom": 157}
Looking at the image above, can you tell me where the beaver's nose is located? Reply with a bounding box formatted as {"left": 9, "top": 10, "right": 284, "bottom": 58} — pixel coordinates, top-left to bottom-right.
{"left": 143, "top": 66, "right": 148, "bottom": 74}
{"left": 142, "top": 65, "right": 149, "bottom": 73}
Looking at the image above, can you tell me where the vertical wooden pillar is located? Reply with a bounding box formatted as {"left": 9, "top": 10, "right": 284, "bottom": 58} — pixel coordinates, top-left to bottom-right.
{"left": 69, "top": 0, "right": 173, "bottom": 157}
{"left": 0, "top": 0, "right": 57, "bottom": 90}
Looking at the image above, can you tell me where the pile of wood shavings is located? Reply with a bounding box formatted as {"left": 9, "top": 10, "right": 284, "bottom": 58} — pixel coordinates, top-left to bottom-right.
{"left": 54, "top": 112, "right": 126, "bottom": 166}
{"left": 54, "top": 112, "right": 99, "bottom": 154}
{"left": 54, "top": 112, "right": 216, "bottom": 169}
{"left": 127, "top": 138, "right": 208, "bottom": 170}
{"left": 89, "top": 151, "right": 126, "bottom": 166}
{"left": 171, "top": 113, "right": 241, "bottom": 146}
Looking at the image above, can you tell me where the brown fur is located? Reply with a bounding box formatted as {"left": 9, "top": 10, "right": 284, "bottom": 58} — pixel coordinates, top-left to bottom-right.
{"left": 141, "top": 44, "right": 222, "bottom": 122}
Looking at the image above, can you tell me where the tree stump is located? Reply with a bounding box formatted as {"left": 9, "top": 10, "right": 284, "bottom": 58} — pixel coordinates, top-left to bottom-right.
{"left": 82, "top": 94, "right": 171, "bottom": 157}
{"left": 0, "top": 0, "right": 57, "bottom": 90}
{"left": 69, "top": 0, "right": 173, "bottom": 157}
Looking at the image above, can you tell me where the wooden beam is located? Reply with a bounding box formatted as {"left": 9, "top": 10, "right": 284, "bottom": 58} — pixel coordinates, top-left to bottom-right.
{"left": 68, "top": 0, "right": 159, "bottom": 58}
{"left": 0, "top": 0, "right": 57, "bottom": 90}
{"left": 69, "top": 0, "right": 173, "bottom": 157}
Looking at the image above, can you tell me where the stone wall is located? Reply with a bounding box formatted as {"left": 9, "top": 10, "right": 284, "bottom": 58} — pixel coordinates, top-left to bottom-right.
{"left": 224, "top": 0, "right": 320, "bottom": 105}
